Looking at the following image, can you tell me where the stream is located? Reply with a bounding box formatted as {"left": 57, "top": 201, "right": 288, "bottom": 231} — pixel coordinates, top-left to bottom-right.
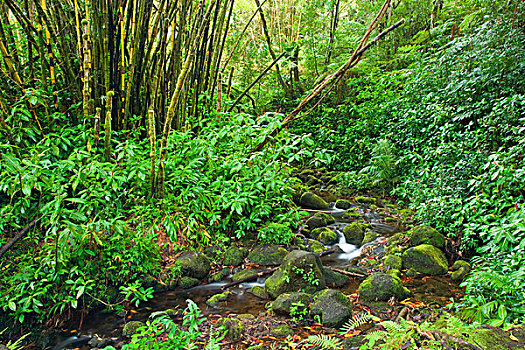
{"left": 49, "top": 203, "right": 460, "bottom": 349}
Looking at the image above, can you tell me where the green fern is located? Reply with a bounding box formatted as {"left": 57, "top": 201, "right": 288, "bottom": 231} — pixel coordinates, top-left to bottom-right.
{"left": 0, "top": 329, "right": 29, "bottom": 350}
{"left": 339, "top": 313, "right": 380, "bottom": 333}
{"left": 304, "top": 334, "right": 342, "bottom": 349}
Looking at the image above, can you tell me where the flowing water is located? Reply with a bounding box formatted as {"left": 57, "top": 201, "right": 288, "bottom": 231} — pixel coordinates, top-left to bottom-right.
{"left": 49, "top": 203, "right": 458, "bottom": 349}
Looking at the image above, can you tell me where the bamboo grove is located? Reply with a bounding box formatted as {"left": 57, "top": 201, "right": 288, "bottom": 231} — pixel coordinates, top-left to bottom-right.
{"left": 0, "top": 0, "right": 236, "bottom": 134}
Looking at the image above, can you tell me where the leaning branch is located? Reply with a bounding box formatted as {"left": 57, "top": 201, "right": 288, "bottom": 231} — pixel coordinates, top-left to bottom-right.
{"left": 249, "top": 13, "right": 404, "bottom": 153}
{"left": 0, "top": 215, "right": 41, "bottom": 259}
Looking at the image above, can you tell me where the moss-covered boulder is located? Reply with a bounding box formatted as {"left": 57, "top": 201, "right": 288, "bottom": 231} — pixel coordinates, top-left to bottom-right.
{"left": 271, "top": 324, "right": 294, "bottom": 337}
{"left": 306, "top": 175, "right": 322, "bottom": 186}
{"left": 122, "top": 321, "right": 145, "bottom": 337}
{"left": 358, "top": 273, "right": 410, "bottom": 302}
{"left": 265, "top": 250, "right": 326, "bottom": 298}
{"left": 206, "top": 291, "right": 231, "bottom": 308}
{"left": 271, "top": 292, "right": 312, "bottom": 316}
{"left": 248, "top": 286, "right": 269, "bottom": 299}
{"left": 300, "top": 192, "right": 329, "bottom": 210}
{"left": 342, "top": 208, "right": 361, "bottom": 219}
{"left": 342, "top": 223, "right": 365, "bottom": 245}
{"left": 402, "top": 244, "right": 448, "bottom": 275}
{"left": 306, "top": 239, "right": 325, "bottom": 254}
{"left": 209, "top": 268, "right": 230, "bottom": 282}
{"left": 223, "top": 246, "right": 244, "bottom": 266}
{"left": 176, "top": 251, "right": 211, "bottom": 280}
{"left": 310, "top": 289, "right": 353, "bottom": 328}
{"left": 383, "top": 254, "right": 402, "bottom": 271}
{"left": 247, "top": 244, "right": 288, "bottom": 266}
{"left": 410, "top": 225, "right": 445, "bottom": 249}
{"left": 232, "top": 269, "right": 260, "bottom": 281}
{"left": 323, "top": 267, "right": 350, "bottom": 287}
{"left": 355, "top": 196, "right": 376, "bottom": 204}
{"left": 335, "top": 199, "right": 352, "bottom": 210}
{"left": 306, "top": 212, "right": 335, "bottom": 230}
{"left": 178, "top": 276, "right": 200, "bottom": 289}
{"left": 216, "top": 317, "right": 244, "bottom": 340}
{"left": 450, "top": 260, "right": 471, "bottom": 281}
{"left": 312, "top": 227, "right": 338, "bottom": 245}
{"left": 361, "top": 230, "right": 379, "bottom": 245}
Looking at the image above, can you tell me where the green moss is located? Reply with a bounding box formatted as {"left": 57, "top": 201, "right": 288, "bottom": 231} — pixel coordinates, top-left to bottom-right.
{"left": 248, "top": 286, "right": 269, "bottom": 299}
{"left": 300, "top": 192, "right": 329, "bottom": 210}
{"left": 223, "top": 246, "right": 244, "bottom": 266}
{"left": 343, "top": 223, "right": 365, "bottom": 245}
{"left": 306, "top": 212, "right": 335, "bottom": 230}
{"left": 450, "top": 260, "right": 471, "bottom": 281}
{"left": 384, "top": 254, "right": 402, "bottom": 271}
{"left": 271, "top": 292, "right": 312, "bottom": 316}
{"left": 122, "top": 321, "right": 144, "bottom": 337}
{"left": 362, "top": 230, "right": 379, "bottom": 245}
{"left": 410, "top": 225, "right": 445, "bottom": 249}
{"left": 216, "top": 317, "right": 244, "bottom": 340}
{"left": 358, "top": 273, "right": 410, "bottom": 302}
{"left": 209, "top": 268, "right": 230, "bottom": 282}
{"left": 335, "top": 199, "right": 352, "bottom": 209}
{"left": 271, "top": 324, "right": 294, "bottom": 337}
{"left": 206, "top": 291, "right": 231, "bottom": 308}
{"left": 343, "top": 208, "right": 361, "bottom": 219}
{"left": 306, "top": 239, "right": 325, "bottom": 254}
{"left": 178, "top": 276, "right": 200, "bottom": 289}
{"left": 312, "top": 227, "right": 338, "bottom": 245}
{"left": 356, "top": 196, "right": 376, "bottom": 204}
{"left": 247, "top": 245, "right": 288, "bottom": 266}
{"left": 232, "top": 269, "right": 259, "bottom": 281}
{"left": 402, "top": 244, "right": 448, "bottom": 275}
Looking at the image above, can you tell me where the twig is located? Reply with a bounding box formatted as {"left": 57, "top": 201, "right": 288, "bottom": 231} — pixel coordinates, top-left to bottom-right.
{"left": 0, "top": 215, "right": 41, "bottom": 259}
{"left": 328, "top": 267, "right": 366, "bottom": 278}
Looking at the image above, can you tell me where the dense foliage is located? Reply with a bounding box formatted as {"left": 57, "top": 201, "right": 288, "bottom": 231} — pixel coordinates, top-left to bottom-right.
{"left": 293, "top": 2, "right": 525, "bottom": 324}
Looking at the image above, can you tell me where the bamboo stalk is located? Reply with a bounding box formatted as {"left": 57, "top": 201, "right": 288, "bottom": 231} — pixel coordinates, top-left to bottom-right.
{"left": 104, "top": 91, "right": 114, "bottom": 162}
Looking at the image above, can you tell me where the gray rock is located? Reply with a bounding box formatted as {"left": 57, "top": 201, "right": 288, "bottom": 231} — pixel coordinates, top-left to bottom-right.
{"left": 358, "top": 273, "right": 410, "bottom": 302}
{"left": 176, "top": 251, "right": 211, "bottom": 280}
{"left": 247, "top": 245, "right": 288, "bottom": 266}
{"left": 310, "top": 289, "right": 353, "bottom": 328}
{"left": 271, "top": 292, "right": 312, "bottom": 316}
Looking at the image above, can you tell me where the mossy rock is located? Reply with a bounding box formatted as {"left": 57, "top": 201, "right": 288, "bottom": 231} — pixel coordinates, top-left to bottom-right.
{"left": 320, "top": 191, "right": 337, "bottom": 203}
{"left": 232, "top": 269, "right": 260, "bottom": 281}
{"left": 383, "top": 254, "right": 402, "bottom": 271}
{"left": 410, "top": 225, "right": 445, "bottom": 249}
{"left": 355, "top": 196, "right": 376, "bottom": 204}
{"left": 271, "top": 292, "right": 312, "bottom": 316}
{"left": 122, "top": 321, "right": 144, "bottom": 337}
{"left": 306, "top": 175, "right": 322, "bottom": 186}
{"left": 306, "top": 239, "right": 325, "bottom": 254}
{"left": 178, "top": 276, "right": 200, "bottom": 289}
{"left": 300, "top": 192, "right": 329, "bottom": 210}
{"left": 323, "top": 267, "right": 350, "bottom": 287}
{"left": 342, "top": 208, "right": 361, "bottom": 219}
{"left": 306, "top": 212, "right": 335, "bottom": 230}
{"left": 361, "top": 230, "right": 379, "bottom": 245}
{"left": 248, "top": 285, "right": 269, "bottom": 299}
{"left": 206, "top": 291, "right": 231, "bottom": 308}
{"left": 312, "top": 227, "right": 338, "bottom": 245}
{"left": 209, "top": 268, "right": 230, "bottom": 282}
{"left": 385, "top": 269, "right": 401, "bottom": 279}
{"left": 216, "top": 317, "right": 244, "bottom": 340}
{"left": 310, "top": 289, "right": 353, "bottom": 328}
{"left": 297, "top": 168, "right": 315, "bottom": 181}
{"left": 247, "top": 245, "right": 288, "bottom": 266}
{"left": 223, "top": 246, "right": 244, "bottom": 266}
{"left": 342, "top": 223, "right": 365, "bottom": 246}
{"left": 343, "top": 266, "right": 369, "bottom": 279}
{"left": 271, "top": 324, "right": 294, "bottom": 337}
{"left": 358, "top": 273, "right": 410, "bottom": 302}
{"left": 335, "top": 199, "right": 352, "bottom": 210}
{"left": 176, "top": 251, "right": 211, "bottom": 280}
{"left": 265, "top": 250, "right": 326, "bottom": 298}
{"left": 402, "top": 244, "right": 448, "bottom": 275}
{"left": 450, "top": 260, "right": 471, "bottom": 282}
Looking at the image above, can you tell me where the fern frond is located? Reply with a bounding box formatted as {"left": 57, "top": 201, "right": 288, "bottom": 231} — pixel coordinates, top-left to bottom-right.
{"left": 304, "top": 334, "right": 342, "bottom": 350}
{"left": 379, "top": 320, "right": 406, "bottom": 333}
{"left": 339, "top": 313, "right": 379, "bottom": 333}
